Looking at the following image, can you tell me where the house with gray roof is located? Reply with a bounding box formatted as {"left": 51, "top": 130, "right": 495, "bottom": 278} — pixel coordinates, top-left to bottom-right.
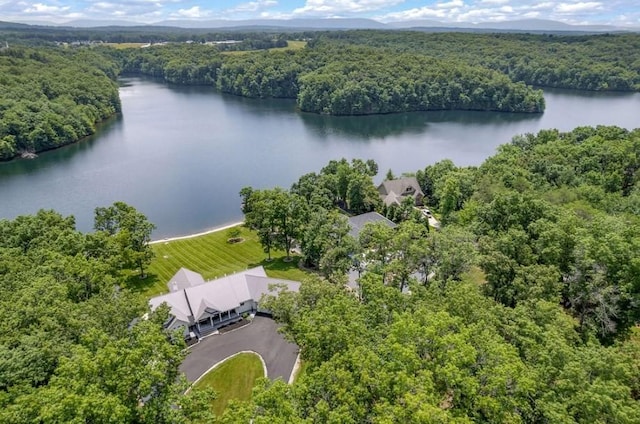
{"left": 149, "top": 266, "right": 300, "bottom": 340}
{"left": 348, "top": 211, "right": 397, "bottom": 239}
{"left": 377, "top": 177, "right": 424, "bottom": 207}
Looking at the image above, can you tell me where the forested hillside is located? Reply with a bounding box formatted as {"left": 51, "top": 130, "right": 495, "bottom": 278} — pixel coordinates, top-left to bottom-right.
{"left": 0, "top": 47, "right": 121, "bottom": 160}
{"left": 0, "top": 204, "right": 214, "bottom": 423}
{"left": 223, "top": 125, "right": 640, "bottom": 423}
{"left": 314, "top": 31, "right": 640, "bottom": 92}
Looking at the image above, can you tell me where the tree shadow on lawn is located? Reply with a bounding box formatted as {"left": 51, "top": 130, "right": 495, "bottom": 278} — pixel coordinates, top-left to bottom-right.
{"left": 249, "top": 254, "right": 312, "bottom": 280}
{"left": 123, "top": 272, "right": 162, "bottom": 295}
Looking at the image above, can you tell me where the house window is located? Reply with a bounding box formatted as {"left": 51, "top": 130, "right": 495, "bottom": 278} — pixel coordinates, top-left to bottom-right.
{"left": 240, "top": 302, "right": 245, "bottom": 306}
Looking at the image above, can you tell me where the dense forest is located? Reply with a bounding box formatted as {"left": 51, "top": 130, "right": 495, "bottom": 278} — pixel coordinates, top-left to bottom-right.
{"left": 0, "top": 202, "right": 215, "bottom": 422}
{"left": 0, "top": 46, "right": 120, "bottom": 160}
{"left": 313, "top": 31, "right": 640, "bottom": 92}
{"left": 230, "top": 125, "right": 640, "bottom": 422}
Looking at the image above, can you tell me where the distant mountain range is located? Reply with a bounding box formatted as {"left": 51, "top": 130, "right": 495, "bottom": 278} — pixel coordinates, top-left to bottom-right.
{"left": 4, "top": 18, "right": 639, "bottom": 33}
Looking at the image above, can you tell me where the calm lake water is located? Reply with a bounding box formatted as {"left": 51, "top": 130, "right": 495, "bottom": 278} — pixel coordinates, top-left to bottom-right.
{"left": 1, "top": 77, "right": 639, "bottom": 238}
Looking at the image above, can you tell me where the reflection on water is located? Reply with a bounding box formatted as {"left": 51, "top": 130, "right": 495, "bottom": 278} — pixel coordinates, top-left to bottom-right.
{"left": 299, "top": 108, "right": 542, "bottom": 141}
{"left": 0, "top": 115, "right": 123, "bottom": 177}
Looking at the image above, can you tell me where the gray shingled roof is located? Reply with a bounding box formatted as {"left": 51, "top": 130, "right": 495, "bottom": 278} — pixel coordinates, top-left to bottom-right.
{"left": 377, "top": 177, "right": 424, "bottom": 206}
{"left": 348, "top": 212, "right": 397, "bottom": 239}
{"left": 149, "top": 266, "right": 301, "bottom": 325}
{"left": 168, "top": 267, "right": 206, "bottom": 292}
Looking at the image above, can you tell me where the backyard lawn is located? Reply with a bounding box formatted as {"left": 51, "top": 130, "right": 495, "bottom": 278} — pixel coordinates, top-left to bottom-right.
{"left": 130, "top": 225, "right": 310, "bottom": 297}
{"left": 192, "top": 352, "right": 265, "bottom": 416}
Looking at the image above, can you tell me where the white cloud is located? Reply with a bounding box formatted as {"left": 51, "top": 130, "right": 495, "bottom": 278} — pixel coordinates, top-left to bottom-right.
{"left": 24, "top": 3, "right": 70, "bottom": 13}
{"left": 382, "top": 6, "right": 448, "bottom": 21}
{"left": 91, "top": 2, "right": 117, "bottom": 10}
{"left": 227, "top": 0, "right": 277, "bottom": 13}
{"left": 479, "top": 0, "right": 508, "bottom": 4}
{"left": 457, "top": 7, "right": 496, "bottom": 21}
{"left": 174, "top": 5, "right": 210, "bottom": 18}
{"left": 528, "top": 2, "right": 554, "bottom": 10}
{"left": 555, "top": 2, "right": 603, "bottom": 14}
{"left": 436, "top": 0, "right": 463, "bottom": 9}
{"left": 293, "top": 0, "right": 404, "bottom": 16}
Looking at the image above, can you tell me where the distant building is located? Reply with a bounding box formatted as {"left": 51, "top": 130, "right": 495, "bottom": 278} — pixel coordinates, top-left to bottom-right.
{"left": 149, "top": 266, "right": 300, "bottom": 340}
{"left": 377, "top": 177, "right": 424, "bottom": 207}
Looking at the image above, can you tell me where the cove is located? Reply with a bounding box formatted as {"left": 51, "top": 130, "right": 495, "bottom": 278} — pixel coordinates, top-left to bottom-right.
{"left": 1, "top": 77, "right": 639, "bottom": 238}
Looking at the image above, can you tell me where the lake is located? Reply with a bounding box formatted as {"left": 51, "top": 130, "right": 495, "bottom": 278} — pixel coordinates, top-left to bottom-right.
{"left": 1, "top": 77, "right": 639, "bottom": 238}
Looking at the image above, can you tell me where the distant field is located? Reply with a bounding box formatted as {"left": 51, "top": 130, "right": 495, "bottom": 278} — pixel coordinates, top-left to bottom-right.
{"left": 104, "top": 42, "right": 147, "bottom": 49}
{"left": 222, "top": 40, "right": 307, "bottom": 56}
{"left": 192, "top": 352, "right": 264, "bottom": 416}
{"left": 269, "top": 40, "right": 307, "bottom": 51}
{"left": 131, "top": 225, "right": 310, "bottom": 297}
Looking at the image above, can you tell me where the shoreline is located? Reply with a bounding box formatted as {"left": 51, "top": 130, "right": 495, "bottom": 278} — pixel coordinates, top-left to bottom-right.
{"left": 150, "top": 221, "right": 244, "bottom": 245}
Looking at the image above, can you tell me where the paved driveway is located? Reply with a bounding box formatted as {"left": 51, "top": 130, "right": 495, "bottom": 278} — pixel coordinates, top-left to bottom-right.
{"left": 180, "top": 316, "right": 299, "bottom": 382}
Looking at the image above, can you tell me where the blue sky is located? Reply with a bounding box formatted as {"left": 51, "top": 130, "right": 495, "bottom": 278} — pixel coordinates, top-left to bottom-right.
{"left": 2, "top": 0, "right": 639, "bottom": 26}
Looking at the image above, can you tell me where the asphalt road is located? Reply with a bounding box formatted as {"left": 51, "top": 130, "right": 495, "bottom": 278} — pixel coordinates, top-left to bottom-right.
{"left": 180, "top": 316, "right": 299, "bottom": 382}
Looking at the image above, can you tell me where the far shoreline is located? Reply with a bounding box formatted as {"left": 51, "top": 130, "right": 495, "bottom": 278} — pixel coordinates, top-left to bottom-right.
{"left": 150, "top": 221, "right": 244, "bottom": 245}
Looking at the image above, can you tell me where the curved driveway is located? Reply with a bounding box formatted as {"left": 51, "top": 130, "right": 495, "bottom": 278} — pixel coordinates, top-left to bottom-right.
{"left": 180, "top": 316, "right": 299, "bottom": 382}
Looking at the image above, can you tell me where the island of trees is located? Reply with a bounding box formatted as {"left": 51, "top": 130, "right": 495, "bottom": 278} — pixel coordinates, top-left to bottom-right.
{"left": 3, "top": 30, "right": 640, "bottom": 159}
{"left": 1, "top": 125, "right": 639, "bottom": 422}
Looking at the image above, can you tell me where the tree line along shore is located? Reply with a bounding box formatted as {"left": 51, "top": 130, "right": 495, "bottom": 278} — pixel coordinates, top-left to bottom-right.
{"left": 2, "top": 30, "right": 640, "bottom": 160}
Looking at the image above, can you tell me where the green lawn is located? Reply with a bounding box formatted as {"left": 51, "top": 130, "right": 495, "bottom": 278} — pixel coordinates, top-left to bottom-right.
{"left": 129, "top": 225, "right": 310, "bottom": 297}
{"left": 268, "top": 40, "right": 307, "bottom": 51}
{"left": 104, "top": 42, "right": 148, "bottom": 49}
{"left": 222, "top": 40, "right": 307, "bottom": 56}
{"left": 192, "top": 352, "right": 265, "bottom": 416}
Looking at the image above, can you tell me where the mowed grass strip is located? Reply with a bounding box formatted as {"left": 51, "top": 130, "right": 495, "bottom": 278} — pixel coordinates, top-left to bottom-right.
{"left": 221, "top": 40, "right": 307, "bottom": 56}
{"left": 193, "top": 352, "right": 264, "bottom": 416}
{"left": 134, "top": 225, "right": 310, "bottom": 297}
{"left": 104, "top": 43, "right": 148, "bottom": 49}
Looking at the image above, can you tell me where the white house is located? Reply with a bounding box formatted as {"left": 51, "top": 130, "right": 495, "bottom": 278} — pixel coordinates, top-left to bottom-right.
{"left": 149, "top": 266, "right": 300, "bottom": 339}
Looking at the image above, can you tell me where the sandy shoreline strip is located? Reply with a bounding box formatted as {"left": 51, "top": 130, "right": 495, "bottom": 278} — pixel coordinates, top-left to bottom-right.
{"left": 150, "top": 221, "right": 244, "bottom": 245}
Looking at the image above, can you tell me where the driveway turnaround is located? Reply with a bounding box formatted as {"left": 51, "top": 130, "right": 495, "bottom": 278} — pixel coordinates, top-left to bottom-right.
{"left": 180, "top": 316, "right": 299, "bottom": 382}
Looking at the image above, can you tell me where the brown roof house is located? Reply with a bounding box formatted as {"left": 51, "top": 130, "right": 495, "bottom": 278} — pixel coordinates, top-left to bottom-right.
{"left": 377, "top": 177, "right": 424, "bottom": 207}
{"left": 149, "top": 266, "right": 300, "bottom": 340}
